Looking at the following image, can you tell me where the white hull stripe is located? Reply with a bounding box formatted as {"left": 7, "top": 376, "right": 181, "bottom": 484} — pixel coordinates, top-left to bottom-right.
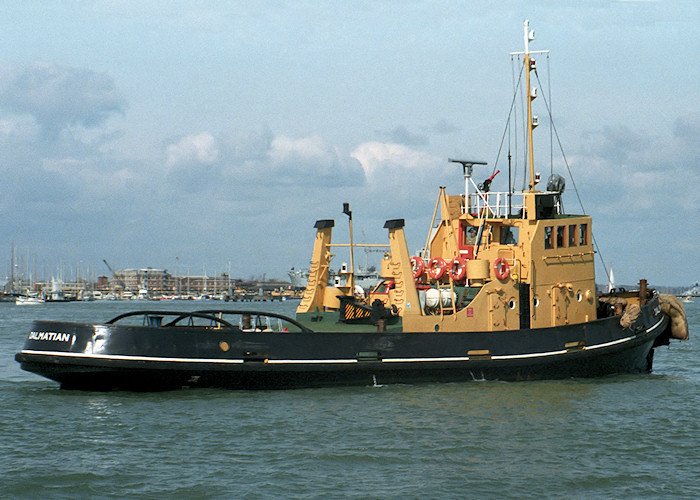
{"left": 584, "top": 316, "right": 664, "bottom": 351}
{"left": 21, "top": 350, "right": 246, "bottom": 364}
{"left": 492, "top": 350, "right": 567, "bottom": 360}
{"left": 383, "top": 356, "right": 470, "bottom": 363}
{"left": 21, "top": 320, "right": 660, "bottom": 366}
{"left": 266, "top": 359, "right": 356, "bottom": 364}
{"left": 583, "top": 335, "right": 634, "bottom": 351}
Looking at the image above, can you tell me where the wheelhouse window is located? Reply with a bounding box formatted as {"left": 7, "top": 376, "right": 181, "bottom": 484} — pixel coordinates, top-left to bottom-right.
{"left": 544, "top": 226, "right": 553, "bottom": 249}
{"left": 556, "top": 226, "right": 566, "bottom": 247}
{"left": 568, "top": 224, "right": 577, "bottom": 246}
{"left": 372, "top": 281, "right": 394, "bottom": 294}
{"left": 463, "top": 225, "right": 478, "bottom": 245}
{"left": 500, "top": 226, "right": 519, "bottom": 245}
{"left": 579, "top": 223, "right": 588, "bottom": 245}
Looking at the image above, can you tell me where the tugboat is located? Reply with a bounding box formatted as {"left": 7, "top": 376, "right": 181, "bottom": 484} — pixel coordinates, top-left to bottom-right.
{"left": 16, "top": 21, "right": 689, "bottom": 391}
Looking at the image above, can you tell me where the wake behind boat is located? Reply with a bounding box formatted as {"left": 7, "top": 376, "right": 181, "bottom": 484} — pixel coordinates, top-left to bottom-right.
{"left": 16, "top": 21, "right": 689, "bottom": 391}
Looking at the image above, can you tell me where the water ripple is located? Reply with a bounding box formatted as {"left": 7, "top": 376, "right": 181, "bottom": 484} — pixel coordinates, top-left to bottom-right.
{"left": 0, "top": 300, "right": 697, "bottom": 498}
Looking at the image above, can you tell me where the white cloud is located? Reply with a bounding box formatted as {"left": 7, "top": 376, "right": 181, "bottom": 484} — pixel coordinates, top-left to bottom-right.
{"left": 0, "top": 116, "right": 39, "bottom": 140}
{"left": 224, "top": 133, "right": 365, "bottom": 188}
{"left": 570, "top": 118, "right": 700, "bottom": 215}
{"left": 348, "top": 141, "right": 457, "bottom": 222}
{"left": 269, "top": 134, "right": 330, "bottom": 163}
{"left": 353, "top": 142, "right": 436, "bottom": 176}
{"left": 351, "top": 141, "right": 445, "bottom": 186}
{"left": 0, "top": 63, "right": 124, "bottom": 139}
{"left": 166, "top": 132, "right": 219, "bottom": 167}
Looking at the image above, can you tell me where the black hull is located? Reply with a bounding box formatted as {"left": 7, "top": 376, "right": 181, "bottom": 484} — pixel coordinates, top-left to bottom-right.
{"left": 16, "top": 297, "right": 670, "bottom": 391}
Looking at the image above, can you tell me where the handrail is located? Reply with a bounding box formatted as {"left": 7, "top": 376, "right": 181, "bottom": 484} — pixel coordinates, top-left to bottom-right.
{"left": 106, "top": 310, "right": 235, "bottom": 328}
{"left": 105, "top": 309, "right": 314, "bottom": 333}
{"left": 465, "top": 191, "right": 525, "bottom": 218}
{"left": 193, "top": 309, "right": 313, "bottom": 332}
{"left": 163, "top": 312, "right": 236, "bottom": 328}
{"left": 106, "top": 310, "right": 188, "bottom": 324}
{"left": 464, "top": 190, "right": 562, "bottom": 218}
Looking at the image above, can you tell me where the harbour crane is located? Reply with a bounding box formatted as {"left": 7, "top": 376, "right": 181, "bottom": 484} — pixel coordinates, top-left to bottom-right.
{"left": 103, "top": 259, "right": 125, "bottom": 291}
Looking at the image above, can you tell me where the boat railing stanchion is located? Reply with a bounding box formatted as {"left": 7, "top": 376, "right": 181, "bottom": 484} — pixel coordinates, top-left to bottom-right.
{"left": 343, "top": 202, "right": 355, "bottom": 292}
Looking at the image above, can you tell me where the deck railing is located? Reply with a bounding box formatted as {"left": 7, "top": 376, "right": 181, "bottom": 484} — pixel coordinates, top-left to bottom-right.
{"left": 462, "top": 191, "right": 524, "bottom": 218}
{"left": 462, "top": 191, "right": 561, "bottom": 218}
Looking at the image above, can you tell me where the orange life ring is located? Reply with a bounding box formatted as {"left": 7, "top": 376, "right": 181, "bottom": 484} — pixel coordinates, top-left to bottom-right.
{"left": 410, "top": 256, "right": 425, "bottom": 278}
{"left": 493, "top": 257, "right": 510, "bottom": 280}
{"left": 428, "top": 257, "right": 447, "bottom": 280}
{"left": 449, "top": 256, "right": 468, "bottom": 282}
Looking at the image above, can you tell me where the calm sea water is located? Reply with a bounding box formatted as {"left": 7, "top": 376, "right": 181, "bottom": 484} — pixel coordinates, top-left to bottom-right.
{"left": 1, "top": 299, "right": 697, "bottom": 498}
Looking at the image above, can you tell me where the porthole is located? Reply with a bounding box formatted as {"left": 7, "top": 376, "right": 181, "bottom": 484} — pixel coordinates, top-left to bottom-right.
{"left": 508, "top": 299, "right": 517, "bottom": 309}
{"left": 576, "top": 291, "right": 583, "bottom": 302}
{"left": 533, "top": 297, "right": 540, "bottom": 307}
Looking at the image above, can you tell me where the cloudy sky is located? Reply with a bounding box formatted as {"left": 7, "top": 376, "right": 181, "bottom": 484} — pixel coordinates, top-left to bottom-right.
{"left": 1, "top": 1, "right": 698, "bottom": 287}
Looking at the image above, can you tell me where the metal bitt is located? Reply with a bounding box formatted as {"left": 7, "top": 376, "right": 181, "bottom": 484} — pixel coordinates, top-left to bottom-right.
{"left": 639, "top": 279, "right": 648, "bottom": 306}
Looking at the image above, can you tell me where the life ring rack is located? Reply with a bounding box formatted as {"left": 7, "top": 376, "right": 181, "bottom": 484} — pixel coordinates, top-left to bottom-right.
{"left": 427, "top": 257, "right": 447, "bottom": 280}
{"left": 410, "top": 256, "right": 425, "bottom": 279}
{"left": 449, "top": 256, "right": 468, "bottom": 282}
{"left": 493, "top": 257, "right": 510, "bottom": 281}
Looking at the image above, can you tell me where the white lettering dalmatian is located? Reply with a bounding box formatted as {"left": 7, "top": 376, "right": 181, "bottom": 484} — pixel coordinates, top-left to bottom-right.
{"left": 28, "top": 331, "right": 72, "bottom": 342}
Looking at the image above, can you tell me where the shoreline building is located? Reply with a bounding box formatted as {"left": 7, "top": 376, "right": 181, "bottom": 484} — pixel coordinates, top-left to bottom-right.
{"left": 114, "top": 268, "right": 235, "bottom": 298}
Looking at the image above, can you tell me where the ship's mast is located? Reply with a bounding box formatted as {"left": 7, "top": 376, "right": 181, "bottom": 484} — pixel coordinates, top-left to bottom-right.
{"left": 524, "top": 20, "right": 536, "bottom": 191}
{"left": 511, "top": 20, "right": 548, "bottom": 192}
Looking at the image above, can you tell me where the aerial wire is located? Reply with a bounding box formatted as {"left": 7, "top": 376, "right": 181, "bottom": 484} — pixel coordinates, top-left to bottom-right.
{"left": 534, "top": 69, "right": 610, "bottom": 283}
{"left": 547, "top": 53, "right": 553, "bottom": 177}
{"left": 491, "top": 59, "right": 524, "bottom": 179}
{"left": 511, "top": 55, "right": 519, "bottom": 193}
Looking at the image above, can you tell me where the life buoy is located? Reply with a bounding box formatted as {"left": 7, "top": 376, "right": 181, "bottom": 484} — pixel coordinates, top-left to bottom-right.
{"left": 449, "top": 256, "right": 467, "bottom": 282}
{"left": 428, "top": 257, "right": 447, "bottom": 280}
{"left": 493, "top": 257, "right": 510, "bottom": 280}
{"left": 410, "top": 256, "right": 425, "bottom": 278}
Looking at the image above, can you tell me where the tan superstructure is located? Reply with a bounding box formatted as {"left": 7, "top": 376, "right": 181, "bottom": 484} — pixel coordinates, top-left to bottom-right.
{"left": 296, "top": 185, "right": 597, "bottom": 333}
{"left": 297, "top": 20, "right": 598, "bottom": 333}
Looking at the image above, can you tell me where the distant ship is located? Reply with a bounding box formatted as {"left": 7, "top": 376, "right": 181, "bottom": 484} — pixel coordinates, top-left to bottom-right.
{"left": 288, "top": 268, "right": 315, "bottom": 289}
{"left": 680, "top": 282, "right": 698, "bottom": 302}
{"left": 289, "top": 265, "right": 380, "bottom": 291}
{"left": 15, "top": 294, "right": 45, "bottom": 305}
{"left": 680, "top": 282, "right": 699, "bottom": 297}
